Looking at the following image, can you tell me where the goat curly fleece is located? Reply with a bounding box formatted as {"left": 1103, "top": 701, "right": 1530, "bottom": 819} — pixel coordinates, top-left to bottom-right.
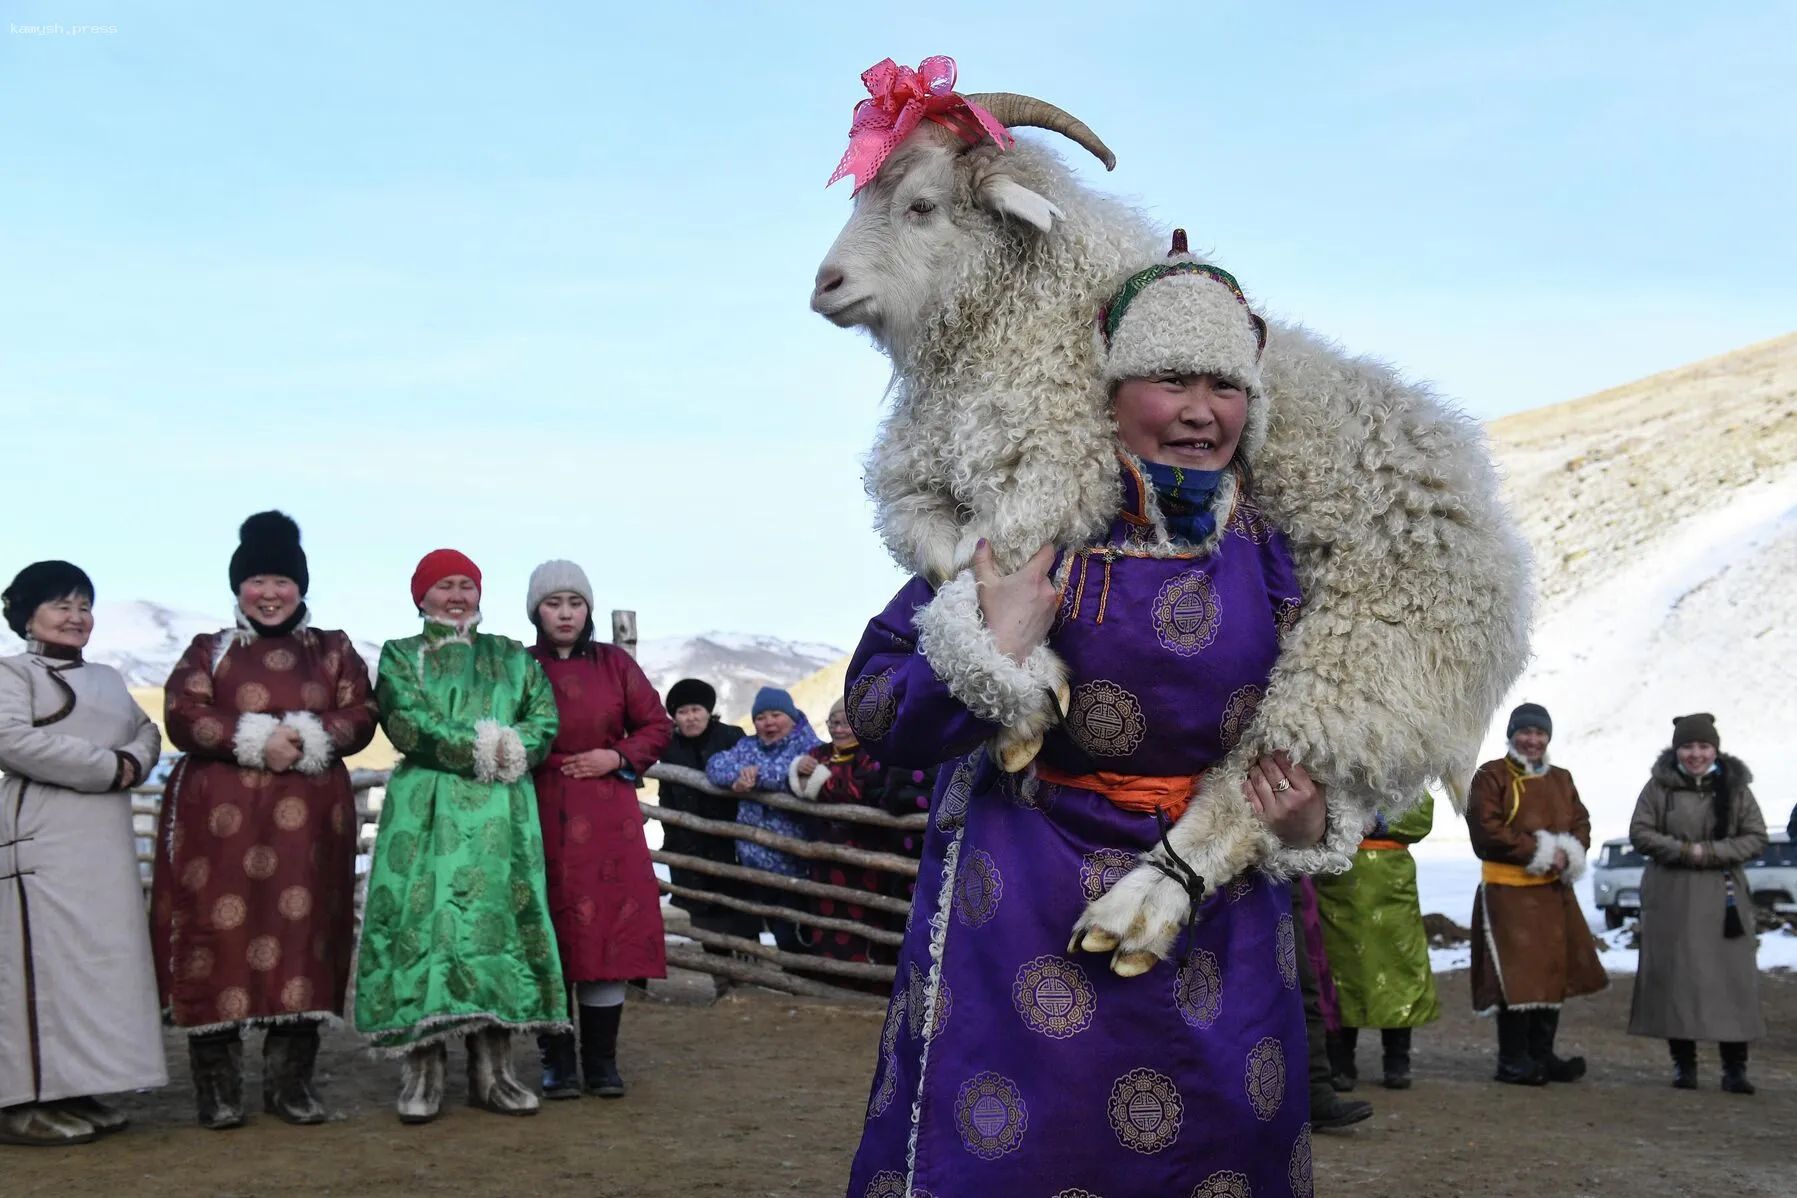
{"left": 823, "top": 123, "right": 1533, "bottom": 968}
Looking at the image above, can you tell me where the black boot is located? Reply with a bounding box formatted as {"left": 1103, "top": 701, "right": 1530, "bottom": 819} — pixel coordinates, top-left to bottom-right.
{"left": 1720, "top": 1042, "right": 1755, "bottom": 1095}
{"left": 538, "top": 1031, "right": 581, "bottom": 1100}
{"left": 1669, "top": 1038, "right": 1698, "bottom": 1090}
{"left": 1326, "top": 1027, "right": 1359, "bottom": 1092}
{"left": 263, "top": 1022, "right": 329, "bottom": 1124}
{"left": 1494, "top": 1010, "right": 1547, "bottom": 1085}
{"left": 579, "top": 1003, "right": 626, "bottom": 1098}
{"left": 1310, "top": 1086, "right": 1374, "bottom": 1131}
{"left": 1381, "top": 1027, "right": 1413, "bottom": 1090}
{"left": 188, "top": 1029, "right": 246, "bottom": 1130}
{"left": 1527, "top": 1009, "right": 1585, "bottom": 1083}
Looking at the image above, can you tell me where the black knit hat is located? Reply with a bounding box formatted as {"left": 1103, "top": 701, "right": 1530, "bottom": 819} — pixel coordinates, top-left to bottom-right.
{"left": 229, "top": 511, "right": 309, "bottom": 595}
{"left": 3, "top": 561, "right": 95, "bottom": 638}
{"left": 1672, "top": 712, "right": 1719, "bottom": 749}
{"left": 665, "top": 678, "right": 717, "bottom": 715}
{"left": 1506, "top": 702, "right": 1552, "bottom": 739}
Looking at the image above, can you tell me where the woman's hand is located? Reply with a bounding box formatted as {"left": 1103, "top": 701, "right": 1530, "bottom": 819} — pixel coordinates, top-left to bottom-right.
{"left": 795, "top": 756, "right": 819, "bottom": 779}
{"left": 1243, "top": 752, "right": 1326, "bottom": 848}
{"left": 264, "top": 726, "right": 303, "bottom": 773}
{"left": 562, "top": 748, "right": 623, "bottom": 779}
{"left": 732, "top": 764, "right": 760, "bottom": 793}
{"left": 973, "top": 540, "right": 1060, "bottom": 664}
{"left": 1687, "top": 841, "right": 1707, "bottom": 866}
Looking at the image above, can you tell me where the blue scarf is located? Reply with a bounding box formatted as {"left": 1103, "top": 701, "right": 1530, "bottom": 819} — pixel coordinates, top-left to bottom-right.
{"left": 1142, "top": 462, "right": 1226, "bottom": 546}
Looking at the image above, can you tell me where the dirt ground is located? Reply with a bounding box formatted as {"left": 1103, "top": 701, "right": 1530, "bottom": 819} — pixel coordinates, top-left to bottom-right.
{"left": 7, "top": 969, "right": 1794, "bottom": 1198}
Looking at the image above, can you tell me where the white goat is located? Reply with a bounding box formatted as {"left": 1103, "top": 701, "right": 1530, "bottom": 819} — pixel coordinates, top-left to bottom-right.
{"left": 812, "top": 92, "right": 1532, "bottom": 975}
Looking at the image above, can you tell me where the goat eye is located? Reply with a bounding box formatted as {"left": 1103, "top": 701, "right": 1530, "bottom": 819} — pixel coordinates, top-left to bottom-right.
{"left": 908, "top": 198, "right": 935, "bottom": 216}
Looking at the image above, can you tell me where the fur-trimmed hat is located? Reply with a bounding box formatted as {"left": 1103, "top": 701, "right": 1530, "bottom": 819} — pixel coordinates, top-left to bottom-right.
{"left": 1099, "top": 230, "right": 1270, "bottom": 463}
{"left": 3, "top": 560, "right": 94, "bottom": 638}
{"left": 666, "top": 677, "right": 718, "bottom": 715}
{"left": 229, "top": 511, "right": 309, "bottom": 595}
{"left": 526, "top": 559, "right": 594, "bottom": 622}
{"left": 410, "top": 549, "right": 482, "bottom": 609}
{"left": 1672, "top": 712, "right": 1719, "bottom": 749}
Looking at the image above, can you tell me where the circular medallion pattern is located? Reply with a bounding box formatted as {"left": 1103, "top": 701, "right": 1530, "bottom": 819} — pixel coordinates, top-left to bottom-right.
{"left": 246, "top": 935, "right": 281, "bottom": 971}
{"left": 1274, "top": 597, "right": 1303, "bottom": 641}
{"left": 935, "top": 756, "right": 973, "bottom": 831}
{"left": 184, "top": 947, "right": 214, "bottom": 982}
{"left": 1244, "top": 1036, "right": 1286, "bottom": 1122}
{"left": 1066, "top": 681, "right": 1147, "bottom": 758}
{"left": 1219, "top": 685, "right": 1264, "bottom": 751}
{"left": 262, "top": 648, "right": 297, "bottom": 673}
{"left": 1289, "top": 1124, "right": 1314, "bottom": 1197}
{"left": 863, "top": 1172, "right": 907, "bottom": 1198}
{"left": 953, "top": 1072, "right": 1028, "bottom": 1160}
{"left": 386, "top": 713, "right": 419, "bottom": 752}
{"left": 183, "top": 671, "right": 212, "bottom": 696}
{"left": 279, "top": 885, "right": 313, "bottom": 921}
{"left": 274, "top": 796, "right": 309, "bottom": 832}
{"left": 1079, "top": 848, "right": 1138, "bottom": 902}
{"left": 216, "top": 986, "right": 250, "bottom": 1021}
{"left": 181, "top": 857, "right": 211, "bottom": 892}
{"left": 281, "top": 976, "right": 315, "bottom": 1013}
{"left": 1108, "top": 1068, "right": 1184, "bottom": 1154}
{"left": 212, "top": 893, "right": 247, "bottom": 930}
{"left": 953, "top": 849, "right": 1003, "bottom": 928}
{"left": 1174, "top": 947, "right": 1222, "bottom": 1029}
{"left": 1152, "top": 571, "right": 1223, "bottom": 656}
{"left": 1192, "top": 1169, "right": 1253, "bottom": 1198}
{"left": 243, "top": 844, "right": 279, "bottom": 880}
{"left": 235, "top": 682, "right": 271, "bottom": 714}
{"left": 191, "top": 717, "right": 225, "bottom": 749}
{"left": 1276, "top": 913, "right": 1299, "bottom": 990}
{"left": 847, "top": 668, "right": 899, "bottom": 744}
{"left": 1012, "top": 955, "right": 1097, "bottom": 1039}
{"left": 301, "top": 682, "right": 330, "bottom": 710}
{"left": 868, "top": 1052, "right": 898, "bottom": 1118}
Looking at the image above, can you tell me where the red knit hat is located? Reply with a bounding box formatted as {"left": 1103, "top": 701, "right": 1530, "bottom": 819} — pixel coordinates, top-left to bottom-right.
{"left": 410, "top": 549, "right": 482, "bottom": 609}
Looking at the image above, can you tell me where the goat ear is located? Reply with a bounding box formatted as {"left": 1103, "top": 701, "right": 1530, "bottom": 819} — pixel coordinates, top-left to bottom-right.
{"left": 977, "top": 174, "right": 1063, "bottom": 234}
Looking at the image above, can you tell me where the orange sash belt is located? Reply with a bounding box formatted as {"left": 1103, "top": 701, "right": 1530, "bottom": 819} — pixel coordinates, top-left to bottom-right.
{"left": 1358, "top": 838, "right": 1409, "bottom": 853}
{"left": 1481, "top": 861, "right": 1557, "bottom": 888}
{"left": 1034, "top": 764, "right": 1201, "bottom": 822}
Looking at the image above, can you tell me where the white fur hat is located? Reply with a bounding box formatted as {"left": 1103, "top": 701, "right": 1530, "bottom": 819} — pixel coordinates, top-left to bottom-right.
{"left": 1099, "top": 231, "right": 1270, "bottom": 463}
{"left": 526, "top": 559, "right": 594, "bottom": 621}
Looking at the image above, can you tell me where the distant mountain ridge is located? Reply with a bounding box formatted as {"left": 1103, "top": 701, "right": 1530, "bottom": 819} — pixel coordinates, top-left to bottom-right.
{"left": 0, "top": 605, "right": 841, "bottom": 724}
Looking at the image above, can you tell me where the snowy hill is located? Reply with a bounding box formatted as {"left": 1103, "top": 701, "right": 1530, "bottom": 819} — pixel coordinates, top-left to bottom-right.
{"left": 1450, "top": 332, "right": 1797, "bottom": 851}
{"left": 631, "top": 632, "right": 844, "bottom": 724}
{"left": 0, "top": 600, "right": 386, "bottom": 686}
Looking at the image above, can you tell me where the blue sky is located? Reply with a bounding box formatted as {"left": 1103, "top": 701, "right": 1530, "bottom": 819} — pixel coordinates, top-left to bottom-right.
{"left": 4, "top": 1, "right": 1793, "bottom": 653}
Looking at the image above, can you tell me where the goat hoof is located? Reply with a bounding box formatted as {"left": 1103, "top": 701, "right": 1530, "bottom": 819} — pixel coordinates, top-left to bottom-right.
{"left": 995, "top": 732, "right": 1043, "bottom": 774}
{"left": 1078, "top": 928, "right": 1120, "bottom": 954}
{"left": 1051, "top": 680, "right": 1071, "bottom": 719}
{"left": 1112, "top": 950, "right": 1159, "bottom": 978}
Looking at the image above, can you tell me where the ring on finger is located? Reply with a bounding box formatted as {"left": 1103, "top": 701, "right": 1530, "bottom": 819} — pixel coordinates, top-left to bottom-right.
{"left": 1273, "top": 779, "right": 1291, "bottom": 793}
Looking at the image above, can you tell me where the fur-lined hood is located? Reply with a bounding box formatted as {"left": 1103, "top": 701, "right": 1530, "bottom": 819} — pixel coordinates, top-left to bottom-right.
{"left": 1649, "top": 748, "right": 1753, "bottom": 799}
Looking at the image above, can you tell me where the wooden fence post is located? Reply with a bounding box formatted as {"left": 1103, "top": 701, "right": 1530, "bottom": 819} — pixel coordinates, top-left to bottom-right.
{"left": 611, "top": 609, "right": 637, "bottom": 657}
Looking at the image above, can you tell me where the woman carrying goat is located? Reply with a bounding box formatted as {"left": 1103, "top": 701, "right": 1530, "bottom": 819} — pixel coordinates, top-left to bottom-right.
{"left": 842, "top": 240, "right": 1321, "bottom": 1197}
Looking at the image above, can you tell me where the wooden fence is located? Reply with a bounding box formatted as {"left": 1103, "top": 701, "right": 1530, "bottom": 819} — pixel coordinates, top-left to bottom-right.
{"left": 129, "top": 766, "right": 922, "bottom": 1009}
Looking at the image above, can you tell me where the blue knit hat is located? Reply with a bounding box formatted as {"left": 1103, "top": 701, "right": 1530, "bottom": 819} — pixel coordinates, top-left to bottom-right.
{"left": 752, "top": 687, "right": 801, "bottom": 722}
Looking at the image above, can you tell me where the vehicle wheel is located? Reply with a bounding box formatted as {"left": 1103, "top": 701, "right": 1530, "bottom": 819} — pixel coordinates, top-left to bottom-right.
{"left": 1604, "top": 907, "right": 1623, "bottom": 930}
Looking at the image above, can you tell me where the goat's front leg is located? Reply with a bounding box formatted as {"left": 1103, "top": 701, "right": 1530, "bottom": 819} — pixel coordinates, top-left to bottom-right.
{"left": 1068, "top": 772, "right": 1270, "bottom": 975}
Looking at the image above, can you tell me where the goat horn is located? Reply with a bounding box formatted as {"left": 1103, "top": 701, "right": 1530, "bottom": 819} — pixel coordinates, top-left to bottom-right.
{"left": 963, "top": 92, "right": 1117, "bottom": 171}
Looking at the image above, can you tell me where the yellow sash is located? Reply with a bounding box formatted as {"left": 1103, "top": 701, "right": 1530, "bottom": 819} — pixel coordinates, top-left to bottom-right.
{"left": 1481, "top": 861, "right": 1558, "bottom": 887}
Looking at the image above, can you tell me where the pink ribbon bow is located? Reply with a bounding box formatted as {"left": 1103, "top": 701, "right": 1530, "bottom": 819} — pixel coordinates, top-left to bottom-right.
{"left": 827, "top": 55, "right": 1014, "bottom": 193}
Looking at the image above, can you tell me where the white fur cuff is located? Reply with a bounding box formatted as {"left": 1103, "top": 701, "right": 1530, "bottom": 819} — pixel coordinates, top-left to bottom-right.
{"left": 1554, "top": 833, "right": 1588, "bottom": 883}
{"left": 789, "top": 755, "right": 831, "bottom": 800}
{"left": 1525, "top": 829, "right": 1561, "bottom": 876}
{"left": 914, "top": 572, "right": 1067, "bottom": 729}
{"left": 496, "top": 726, "right": 528, "bottom": 784}
{"left": 232, "top": 712, "right": 282, "bottom": 770}
{"left": 473, "top": 719, "right": 504, "bottom": 783}
{"left": 281, "top": 711, "right": 334, "bottom": 776}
